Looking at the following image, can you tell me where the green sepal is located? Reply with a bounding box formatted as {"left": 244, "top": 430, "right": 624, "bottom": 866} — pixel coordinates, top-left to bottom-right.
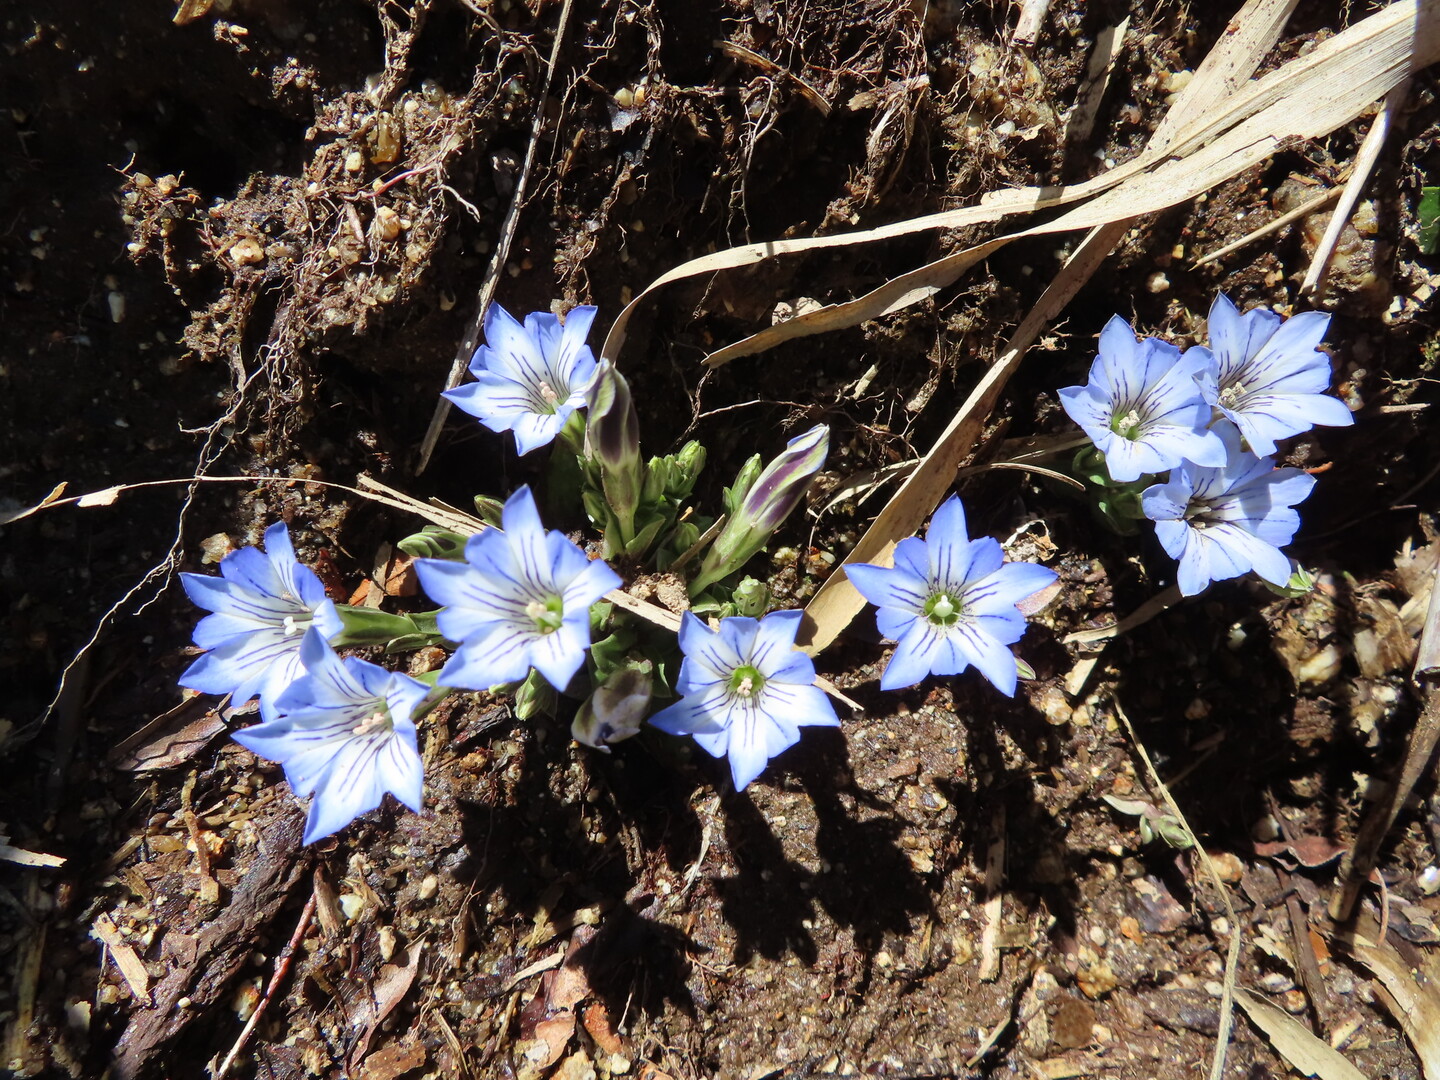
{"left": 473, "top": 495, "right": 505, "bottom": 529}
{"left": 1014, "top": 657, "right": 1037, "bottom": 682}
{"left": 397, "top": 526, "right": 469, "bottom": 560}
{"left": 1261, "top": 563, "right": 1316, "bottom": 598}
{"left": 723, "top": 454, "right": 763, "bottom": 516}
{"left": 622, "top": 515, "right": 666, "bottom": 557}
{"left": 513, "top": 668, "right": 557, "bottom": 721}
{"left": 334, "top": 605, "right": 442, "bottom": 647}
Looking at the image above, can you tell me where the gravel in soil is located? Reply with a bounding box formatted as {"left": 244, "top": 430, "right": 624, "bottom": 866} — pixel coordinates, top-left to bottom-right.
{"left": 3, "top": 2, "right": 1440, "bottom": 1078}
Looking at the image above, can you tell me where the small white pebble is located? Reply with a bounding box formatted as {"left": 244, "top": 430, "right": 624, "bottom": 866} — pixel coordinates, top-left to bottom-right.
{"left": 1419, "top": 866, "right": 1440, "bottom": 895}
{"left": 1145, "top": 272, "right": 1170, "bottom": 294}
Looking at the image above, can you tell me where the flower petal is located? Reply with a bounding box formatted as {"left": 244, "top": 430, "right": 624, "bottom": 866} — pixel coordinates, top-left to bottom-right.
{"left": 880, "top": 619, "right": 947, "bottom": 690}
{"left": 846, "top": 562, "right": 928, "bottom": 615}
{"left": 948, "top": 621, "right": 1019, "bottom": 696}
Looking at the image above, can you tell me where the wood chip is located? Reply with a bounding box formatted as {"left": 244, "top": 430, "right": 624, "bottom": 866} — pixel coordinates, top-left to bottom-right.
{"left": 91, "top": 913, "right": 152, "bottom": 1006}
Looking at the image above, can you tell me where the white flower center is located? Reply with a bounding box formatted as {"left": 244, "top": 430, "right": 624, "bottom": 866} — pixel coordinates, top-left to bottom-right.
{"left": 351, "top": 710, "right": 390, "bottom": 737}
{"left": 1218, "top": 380, "right": 1246, "bottom": 410}
{"left": 282, "top": 615, "right": 303, "bottom": 636}
{"left": 538, "top": 379, "right": 560, "bottom": 407}
{"left": 1112, "top": 407, "right": 1144, "bottom": 440}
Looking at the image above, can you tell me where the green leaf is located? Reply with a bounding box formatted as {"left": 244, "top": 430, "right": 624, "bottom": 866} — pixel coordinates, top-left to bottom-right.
{"left": 1419, "top": 186, "right": 1440, "bottom": 255}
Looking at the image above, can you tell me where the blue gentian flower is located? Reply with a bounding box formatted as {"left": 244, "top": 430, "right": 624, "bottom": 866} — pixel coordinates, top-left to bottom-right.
{"left": 649, "top": 610, "right": 840, "bottom": 791}
{"left": 413, "top": 486, "right": 621, "bottom": 691}
{"left": 1191, "top": 294, "right": 1353, "bottom": 457}
{"left": 179, "top": 522, "right": 344, "bottom": 719}
{"left": 847, "top": 495, "right": 1057, "bottom": 695}
{"left": 1059, "top": 315, "right": 1227, "bottom": 482}
{"left": 444, "top": 303, "right": 599, "bottom": 455}
{"left": 233, "top": 629, "right": 427, "bottom": 845}
{"left": 1140, "top": 424, "right": 1316, "bottom": 596}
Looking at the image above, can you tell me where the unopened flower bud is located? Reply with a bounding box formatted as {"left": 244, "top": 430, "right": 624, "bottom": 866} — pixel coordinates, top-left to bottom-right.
{"left": 513, "top": 668, "right": 557, "bottom": 722}
{"left": 723, "top": 454, "right": 764, "bottom": 516}
{"left": 585, "top": 360, "right": 644, "bottom": 545}
{"left": 668, "top": 440, "right": 707, "bottom": 498}
{"left": 690, "top": 425, "right": 829, "bottom": 595}
{"left": 571, "top": 666, "right": 653, "bottom": 751}
{"left": 733, "top": 576, "right": 769, "bottom": 617}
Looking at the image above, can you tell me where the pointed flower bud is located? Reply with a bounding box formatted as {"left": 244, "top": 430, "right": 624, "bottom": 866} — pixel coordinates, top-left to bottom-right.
{"left": 668, "top": 441, "right": 707, "bottom": 500}
{"left": 732, "top": 576, "right": 769, "bottom": 617}
{"left": 584, "top": 359, "right": 645, "bottom": 549}
{"left": 690, "top": 425, "right": 829, "bottom": 595}
{"left": 571, "top": 666, "right": 653, "bottom": 752}
{"left": 723, "top": 454, "right": 764, "bottom": 516}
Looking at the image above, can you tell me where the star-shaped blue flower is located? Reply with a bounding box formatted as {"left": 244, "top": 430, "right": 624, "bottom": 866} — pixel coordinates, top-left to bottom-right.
{"left": 414, "top": 486, "right": 621, "bottom": 692}
{"left": 847, "top": 495, "right": 1057, "bottom": 695}
{"left": 649, "top": 609, "right": 840, "bottom": 791}
{"left": 179, "top": 522, "right": 344, "bottom": 719}
{"left": 233, "top": 629, "right": 427, "bottom": 845}
{"left": 1140, "top": 424, "right": 1315, "bottom": 596}
{"left": 444, "top": 303, "right": 599, "bottom": 455}
{"left": 1059, "top": 315, "right": 1227, "bottom": 482}
{"left": 1191, "top": 293, "right": 1353, "bottom": 457}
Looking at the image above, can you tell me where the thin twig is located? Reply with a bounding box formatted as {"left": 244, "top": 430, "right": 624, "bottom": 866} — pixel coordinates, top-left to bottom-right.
{"left": 415, "top": 0, "right": 578, "bottom": 474}
{"left": 1011, "top": 0, "right": 1053, "bottom": 47}
{"left": 1192, "top": 182, "right": 1343, "bottom": 267}
{"left": 214, "top": 892, "right": 317, "bottom": 1080}
{"left": 1331, "top": 549, "right": 1440, "bottom": 923}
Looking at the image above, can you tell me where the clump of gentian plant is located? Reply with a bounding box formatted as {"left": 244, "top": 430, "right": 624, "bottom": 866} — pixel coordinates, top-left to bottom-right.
{"left": 1058, "top": 293, "right": 1352, "bottom": 596}
{"left": 177, "top": 298, "right": 1061, "bottom": 839}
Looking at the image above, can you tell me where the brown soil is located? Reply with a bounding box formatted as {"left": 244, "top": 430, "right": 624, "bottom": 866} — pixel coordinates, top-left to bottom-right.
{"left": 3, "top": 2, "right": 1440, "bottom": 1078}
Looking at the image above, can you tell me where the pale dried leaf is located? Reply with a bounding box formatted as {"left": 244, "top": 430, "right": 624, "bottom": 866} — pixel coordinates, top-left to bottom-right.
{"left": 348, "top": 942, "right": 424, "bottom": 1068}
{"left": 0, "top": 481, "right": 67, "bottom": 525}
{"left": 91, "top": 913, "right": 152, "bottom": 1006}
{"left": 1235, "top": 988, "right": 1366, "bottom": 1080}
{"left": 109, "top": 698, "right": 228, "bottom": 772}
{"left": 76, "top": 485, "right": 124, "bottom": 508}
{"left": 1337, "top": 923, "right": 1440, "bottom": 1078}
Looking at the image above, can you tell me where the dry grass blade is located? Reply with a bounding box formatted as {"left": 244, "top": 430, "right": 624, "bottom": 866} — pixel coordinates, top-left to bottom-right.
{"left": 1234, "top": 989, "right": 1367, "bottom": 1080}
{"left": 702, "top": 0, "right": 1435, "bottom": 368}
{"left": 1331, "top": 916, "right": 1440, "bottom": 1077}
{"left": 1300, "top": 78, "right": 1409, "bottom": 296}
{"left": 1113, "top": 703, "right": 1243, "bottom": 1080}
{"left": 1063, "top": 18, "right": 1130, "bottom": 148}
{"left": 800, "top": 219, "right": 1131, "bottom": 652}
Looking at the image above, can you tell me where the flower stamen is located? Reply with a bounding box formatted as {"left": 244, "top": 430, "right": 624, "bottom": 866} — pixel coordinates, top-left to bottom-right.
{"left": 1111, "top": 406, "right": 1144, "bottom": 440}
{"left": 351, "top": 709, "right": 391, "bottom": 737}
{"left": 728, "top": 664, "right": 765, "bottom": 700}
